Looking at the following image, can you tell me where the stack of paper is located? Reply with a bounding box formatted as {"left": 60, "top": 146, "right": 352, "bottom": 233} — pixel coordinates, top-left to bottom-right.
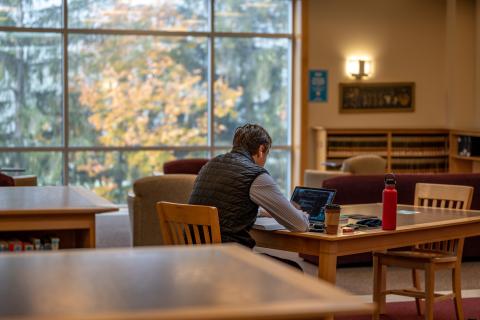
{"left": 253, "top": 217, "right": 286, "bottom": 231}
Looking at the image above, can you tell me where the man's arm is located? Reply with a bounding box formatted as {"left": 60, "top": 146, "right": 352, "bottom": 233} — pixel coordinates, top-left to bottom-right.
{"left": 250, "top": 173, "right": 309, "bottom": 232}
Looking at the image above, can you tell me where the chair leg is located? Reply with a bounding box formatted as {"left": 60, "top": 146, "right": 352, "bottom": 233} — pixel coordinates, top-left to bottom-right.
{"left": 452, "top": 266, "right": 464, "bottom": 320}
{"left": 412, "top": 268, "right": 423, "bottom": 315}
{"left": 424, "top": 264, "right": 435, "bottom": 320}
{"left": 373, "top": 255, "right": 386, "bottom": 319}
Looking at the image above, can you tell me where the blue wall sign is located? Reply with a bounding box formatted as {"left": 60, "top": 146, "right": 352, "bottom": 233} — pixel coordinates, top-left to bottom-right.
{"left": 309, "top": 70, "right": 328, "bottom": 102}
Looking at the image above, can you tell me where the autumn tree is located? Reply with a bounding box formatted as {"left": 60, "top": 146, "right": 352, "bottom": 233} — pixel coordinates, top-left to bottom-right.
{"left": 68, "top": 2, "right": 242, "bottom": 200}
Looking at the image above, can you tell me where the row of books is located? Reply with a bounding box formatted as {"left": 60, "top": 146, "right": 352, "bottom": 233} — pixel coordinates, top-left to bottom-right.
{"left": 327, "top": 151, "right": 388, "bottom": 157}
{"left": 328, "top": 136, "right": 387, "bottom": 142}
{"left": 391, "top": 142, "right": 448, "bottom": 148}
{"left": 328, "top": 135, "right": 448, "bottom": 143}
{"left": 328, "top": 142, "right": 388, "bottom": 148}
{"left": 0, "top": 237, "right": 60, "bottom": 252}
{"left": 391, "top": 135, "right": 448, "bottom": 143}
{"left": 391, "top": 149, "right": 448, "bottom": 157}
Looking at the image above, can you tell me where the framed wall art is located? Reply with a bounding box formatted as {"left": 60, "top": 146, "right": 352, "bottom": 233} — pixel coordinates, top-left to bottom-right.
{"left": 339, "top": 82, "right": 415, "bottom": 113}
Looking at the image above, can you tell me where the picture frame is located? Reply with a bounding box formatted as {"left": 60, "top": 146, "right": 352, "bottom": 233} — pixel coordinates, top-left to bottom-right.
{"left": 339, "top": 82, "right": 415, "bottom": 113}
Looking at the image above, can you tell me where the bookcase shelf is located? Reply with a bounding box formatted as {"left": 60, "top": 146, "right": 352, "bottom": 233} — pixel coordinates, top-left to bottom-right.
{"left": 451, "top": 155, "right": 480, "bottom": 161}
{"left": 449, "top": 130, "right": 480, "bottom": 173}
{"left": 314, "top": 128, "right": 450, "bottom": 173}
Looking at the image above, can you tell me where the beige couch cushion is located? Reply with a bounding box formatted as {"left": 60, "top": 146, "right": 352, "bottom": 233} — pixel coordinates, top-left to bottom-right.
{"left": 128, "top": 174, "right": 197, "bottom": 246}
{"left": 340, "top": 154, "right": 386, "bottom": 174}
{"left": 305, "top": 154, "right": 386, "bottom": 187}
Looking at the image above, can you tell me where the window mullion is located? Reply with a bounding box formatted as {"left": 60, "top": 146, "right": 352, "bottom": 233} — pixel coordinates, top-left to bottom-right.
{"left": 62, "top": 0, "right": 69, "bottom": 185}
{"left": 208, "top": 0, "right": 215, "bottom": 158}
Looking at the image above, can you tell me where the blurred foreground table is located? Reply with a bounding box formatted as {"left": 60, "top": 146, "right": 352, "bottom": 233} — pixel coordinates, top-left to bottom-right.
{"left": 0, "top": 245, "right": 372, "bottom": 320}
{"left": 0, "top": 186, "right": 118, "bottom": 248}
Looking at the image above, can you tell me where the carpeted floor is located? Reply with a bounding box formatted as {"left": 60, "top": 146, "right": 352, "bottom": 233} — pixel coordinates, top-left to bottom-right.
{"left": 96, "top": 209, "right": 132, "bottom": 248}
{"left": 256, "top": 247, "right": 480, "bottom": 296}
{"left": 337, "top": 297, "right": 480, "bottom": 320}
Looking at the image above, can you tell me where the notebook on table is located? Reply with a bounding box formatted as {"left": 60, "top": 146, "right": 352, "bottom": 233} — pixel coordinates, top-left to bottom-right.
{"left": 253, "top": 186, "right": 336, "bottom": 231}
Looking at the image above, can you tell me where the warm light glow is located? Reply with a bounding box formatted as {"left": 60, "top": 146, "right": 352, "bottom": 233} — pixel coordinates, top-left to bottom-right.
{"left": 346, "top": 56, "right": 372, "bottom": 79}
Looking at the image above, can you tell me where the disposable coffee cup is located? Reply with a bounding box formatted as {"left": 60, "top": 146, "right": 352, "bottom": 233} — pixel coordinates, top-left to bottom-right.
{"left": 325, "top": 204, "right": 341, "bottom": 235}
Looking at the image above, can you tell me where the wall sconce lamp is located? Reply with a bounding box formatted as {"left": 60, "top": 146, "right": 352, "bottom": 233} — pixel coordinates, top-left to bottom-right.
{"left": 347, "top": 58, "right": 372, "bottom": 80}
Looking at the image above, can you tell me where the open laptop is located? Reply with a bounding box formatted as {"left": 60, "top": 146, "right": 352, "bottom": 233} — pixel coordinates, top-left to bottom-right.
{"left": 290, "top": 186, "right": 336, "bottom": 223}
{"left": 253, "top": 186, "right": 336, "bottom": 231}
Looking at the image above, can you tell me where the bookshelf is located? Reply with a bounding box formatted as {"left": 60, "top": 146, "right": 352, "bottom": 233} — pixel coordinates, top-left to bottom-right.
{"left": 449, "top": 130, "right": 480, "bottom": 173}
{"left": 314, "top": 128, "right": 450, "bottom": 173}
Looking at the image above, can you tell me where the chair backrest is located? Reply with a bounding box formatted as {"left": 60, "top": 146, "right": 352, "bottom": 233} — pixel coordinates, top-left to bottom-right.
{"left": 128, "top": 174, "right": 197, "bottom": 246}
{"left": 414, "top": 183, "right": 473, "bottom": 255}
{"left": 340, "top": 154, "right": 386, "bottom": 174}
{"left": 156, "top": 201, "right": 221, "bottom": 245}
{"left": 163, "top": 158, "right": 209, "bottom": 175}
{"left": 414, "top": 183, "right": 473, "bottom": 209}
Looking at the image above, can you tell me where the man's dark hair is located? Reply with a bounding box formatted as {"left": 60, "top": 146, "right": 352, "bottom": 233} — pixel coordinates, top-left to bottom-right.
{"left": 232, "top": 124, "right": 272, "bottom": 155}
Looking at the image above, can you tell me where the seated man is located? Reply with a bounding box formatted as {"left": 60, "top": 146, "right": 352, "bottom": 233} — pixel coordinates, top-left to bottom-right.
{"left": 189, "top": 124, "right": 308, "bottom": 265}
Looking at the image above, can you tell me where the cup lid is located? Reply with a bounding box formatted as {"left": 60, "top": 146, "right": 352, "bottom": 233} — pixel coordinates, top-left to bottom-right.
{"left": 325, "top": 204, "right": 341, "bottom": 210}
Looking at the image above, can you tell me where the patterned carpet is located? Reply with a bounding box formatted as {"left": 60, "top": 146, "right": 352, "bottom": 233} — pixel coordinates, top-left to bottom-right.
{"left": 338, "top": 297, "right": 480, "bottom": 320}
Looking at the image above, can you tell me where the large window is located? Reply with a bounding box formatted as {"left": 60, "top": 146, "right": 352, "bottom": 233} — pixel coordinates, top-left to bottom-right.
{"left": 0, "top": 0, "right": 294, "bottom": 203}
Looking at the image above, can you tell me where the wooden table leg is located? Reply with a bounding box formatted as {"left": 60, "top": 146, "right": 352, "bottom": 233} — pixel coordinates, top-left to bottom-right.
{"left": 318, "top": 251, "right": 338, "bottom": 283}
{"left": 86, "top": 216, "right": 96, "bottom": 248}
{"left": 373, "top": 255, "right": 386, "bottom": 318}
{"left": 76, "top": 216, "right": 96, "bottom": 248}
{"left": 318, "top": 251, "right": 338, "bottom": 320}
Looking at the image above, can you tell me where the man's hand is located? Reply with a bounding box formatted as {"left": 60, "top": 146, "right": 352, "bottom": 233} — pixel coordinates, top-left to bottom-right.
{"left": 291, "top": 201, "right": 309, "bottom": 217}
{"left": 257, "top": 207, "right": 272, "bottom": 217}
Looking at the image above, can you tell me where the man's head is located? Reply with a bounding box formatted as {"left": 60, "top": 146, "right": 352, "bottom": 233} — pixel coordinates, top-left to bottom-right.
{"left": 232, "top": 124, "right": 272, "bottom": 167}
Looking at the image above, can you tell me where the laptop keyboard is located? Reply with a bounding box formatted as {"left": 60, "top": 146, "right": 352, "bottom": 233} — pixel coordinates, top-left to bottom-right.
{"left": 309, "top": 222, "right": 325, "bottom": 232}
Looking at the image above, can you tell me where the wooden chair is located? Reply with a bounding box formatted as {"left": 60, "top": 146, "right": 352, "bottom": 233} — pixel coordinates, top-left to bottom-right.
{"left": 156, "top": 201, "right": 221, "bottom": 245}
{"left": 373, "top": 183, "right": 474, "bottom": 320}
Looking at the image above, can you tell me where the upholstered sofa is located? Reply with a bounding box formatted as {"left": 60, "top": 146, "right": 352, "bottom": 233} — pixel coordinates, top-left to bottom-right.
{"left": 127, "top": 174, "right": 197, "bottom": 246}
{"left": 301, "top": 173, "right": 480, "bottom": 266}
{"left": 163, "top": 158, "right": 209, "bottom": 174}
{"left": 304, "top": 154, "right": 386, "bottom": 188}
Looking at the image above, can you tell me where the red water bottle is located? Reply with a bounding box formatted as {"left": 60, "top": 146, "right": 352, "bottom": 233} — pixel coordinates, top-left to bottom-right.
{"left": 382, "top": 173, "right": 397, "bottom": 230}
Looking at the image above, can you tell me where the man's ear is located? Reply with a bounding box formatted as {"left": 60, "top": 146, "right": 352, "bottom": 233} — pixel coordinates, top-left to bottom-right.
{"left": 258, "top": 145, "right": 267, "bottom": 156}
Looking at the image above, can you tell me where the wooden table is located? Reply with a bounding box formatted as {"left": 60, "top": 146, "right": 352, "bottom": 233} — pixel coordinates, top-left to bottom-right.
{"left": 251, "top": 203, "right": 480, "bottom": 284}
{"left": 0, "top": 186, "right": 118, "bottom": 248}
{"left": 0, "top": 244, "right": 372, "bottom": 320}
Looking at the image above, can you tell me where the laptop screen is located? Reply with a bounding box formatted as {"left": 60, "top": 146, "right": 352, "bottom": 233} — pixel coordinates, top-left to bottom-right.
{"left": 290, "top": 187, "right": 336, "bottom": 222}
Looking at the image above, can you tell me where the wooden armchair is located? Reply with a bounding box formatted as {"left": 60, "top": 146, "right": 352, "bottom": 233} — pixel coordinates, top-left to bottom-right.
{"left": 127, "top": 174, "right": 197, "bottom": 246}
{"left": 156, "top": 201, "right": 221, "bottom": 245}
{"left": 373, "top": 183, "right": 474, "bottom": 320}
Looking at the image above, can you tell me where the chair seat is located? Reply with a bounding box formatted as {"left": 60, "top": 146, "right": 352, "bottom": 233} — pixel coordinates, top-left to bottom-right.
{"left": 374, "top": 249, "right": 458, "bottom": 263}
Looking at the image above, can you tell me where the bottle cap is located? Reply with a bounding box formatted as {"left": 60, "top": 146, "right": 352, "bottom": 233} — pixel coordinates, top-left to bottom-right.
{"left": 384, "top": 173, "right": 396, "bottom": 186}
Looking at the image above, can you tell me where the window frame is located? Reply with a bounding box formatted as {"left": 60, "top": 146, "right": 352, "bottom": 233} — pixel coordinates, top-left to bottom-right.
{"left": 0, "top": 0, "right": 295, "bottom": 197}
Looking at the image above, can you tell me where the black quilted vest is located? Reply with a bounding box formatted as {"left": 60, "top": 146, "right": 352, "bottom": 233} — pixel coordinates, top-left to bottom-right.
{"left": 189, "top": 149, "right": 268, "bottom": 248}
